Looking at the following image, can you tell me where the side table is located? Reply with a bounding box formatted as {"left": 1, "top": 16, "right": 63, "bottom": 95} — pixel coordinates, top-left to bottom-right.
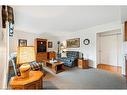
{"left": 78, "top": 59, "right": 89, "bottom": 69}
{"left": 9, "top": 71, "right": 43, "bottom": 89}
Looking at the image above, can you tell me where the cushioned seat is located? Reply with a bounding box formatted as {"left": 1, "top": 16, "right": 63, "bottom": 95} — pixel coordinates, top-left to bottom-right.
{"left": 57, "top": 51, "right": 79, "bottom": 67}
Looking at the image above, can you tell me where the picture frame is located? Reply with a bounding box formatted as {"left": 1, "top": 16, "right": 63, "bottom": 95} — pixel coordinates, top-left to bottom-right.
{"left": 48, "top": 42, "right": 53, "bottom": 48}
{"left": 66, "top": 38, "right": 80, "bottom": 48}
{"left": 18, "top": 39, "right": 27, "bottom": 46}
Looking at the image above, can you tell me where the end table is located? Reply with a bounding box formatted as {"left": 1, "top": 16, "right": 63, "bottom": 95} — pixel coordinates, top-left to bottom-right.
{"left": 9, "top": 71, "right": 43, "bottom": 89}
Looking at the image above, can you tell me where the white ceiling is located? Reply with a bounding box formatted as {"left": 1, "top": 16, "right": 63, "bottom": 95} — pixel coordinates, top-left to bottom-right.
{"left": 13, "top": 6, "right": 127, "bottom": 34}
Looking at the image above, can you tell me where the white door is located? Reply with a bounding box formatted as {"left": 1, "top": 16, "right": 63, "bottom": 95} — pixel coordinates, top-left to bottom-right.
{"left": 99, "top": 32, "right": 122, "bottom": 67}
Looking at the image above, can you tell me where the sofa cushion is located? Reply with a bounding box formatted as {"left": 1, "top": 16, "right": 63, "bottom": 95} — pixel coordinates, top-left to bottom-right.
{"left": 61, "top": 52, "right": 67, "bottom": 57}
{"left": 66, "top": 51, "right": 79, "bottom": 58}
{"left": 30, "top": 61, "right": 42, "bottom": 71}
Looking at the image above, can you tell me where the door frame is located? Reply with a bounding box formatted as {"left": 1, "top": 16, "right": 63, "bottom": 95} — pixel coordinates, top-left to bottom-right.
{"left": 96, "top": 29, "right": 124, "bottom": 75}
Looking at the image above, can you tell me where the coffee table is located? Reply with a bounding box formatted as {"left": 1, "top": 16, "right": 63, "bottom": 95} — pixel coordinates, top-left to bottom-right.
{"left": 43, "top": 60, "right": 64, "bottom": 74}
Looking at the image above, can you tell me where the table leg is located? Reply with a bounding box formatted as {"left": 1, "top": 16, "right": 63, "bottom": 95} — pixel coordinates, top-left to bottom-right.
{"left": 52, "top": 65, "right": 57, "bottom": 74}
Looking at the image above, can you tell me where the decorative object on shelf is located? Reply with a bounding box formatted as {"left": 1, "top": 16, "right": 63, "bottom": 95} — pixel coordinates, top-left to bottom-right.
{"left": 49, "top": 59, "right": 57, "bottom": 63}
{"left": 17, "top": 46, "right": 36, "bottom": 78}
{"left": 83, "top": 39, "right": 90, "bottom": 45}
{"left": 48, "top": 42, "right": 53, "bottom": 48}
{"left": 66, "top": 38, "right": 80, "bottom": 48}
{"left": 18, "top": 39, "right": 27, "bottom": 46}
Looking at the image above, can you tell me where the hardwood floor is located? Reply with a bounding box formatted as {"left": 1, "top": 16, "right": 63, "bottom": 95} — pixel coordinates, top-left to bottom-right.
{"left": 97, "top": 64, "right": 121, "bottom": 74}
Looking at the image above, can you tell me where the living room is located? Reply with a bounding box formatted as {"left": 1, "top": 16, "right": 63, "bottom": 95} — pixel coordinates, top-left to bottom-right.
{"left": 1, "top": 5, "right": 127, "bottom": 90}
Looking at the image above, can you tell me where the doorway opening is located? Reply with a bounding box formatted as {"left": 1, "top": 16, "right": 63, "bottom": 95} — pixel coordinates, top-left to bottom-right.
{"left": 96, "top": 29, "right": 123, "bottom": 74}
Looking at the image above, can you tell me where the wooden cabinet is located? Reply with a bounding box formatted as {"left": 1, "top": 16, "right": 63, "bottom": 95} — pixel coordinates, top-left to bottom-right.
{"left": 78, "top": 59, "right": 89, "bottom": 69}
{"left": 48, "top": 51, "right": 56, "bottom": 59}
{"left": 36, "top": 52, "right": 47, "bottom": 62}
{"left": 35, "top": 38, "right": 48, "bottom": 62}
{"left": 9, "top": 71, "right": 43, "bottom": 89}
{"left": 125, "top": 21, "right": 127, "bottom": 41}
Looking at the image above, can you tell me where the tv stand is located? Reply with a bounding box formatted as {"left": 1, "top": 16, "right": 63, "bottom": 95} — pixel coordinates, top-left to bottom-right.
{"left": 35, "top": 38, "right": 48, "bottom": 62}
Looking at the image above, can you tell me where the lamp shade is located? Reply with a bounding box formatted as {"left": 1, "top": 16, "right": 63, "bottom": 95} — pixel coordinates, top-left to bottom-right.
{"left": 17, "top": 46, "right": 36, "bottom": 64}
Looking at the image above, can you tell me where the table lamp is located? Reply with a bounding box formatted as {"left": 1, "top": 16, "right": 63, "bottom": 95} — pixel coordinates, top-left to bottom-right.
{"left": 17, "top": 46, "right": 36, "bottom": 78}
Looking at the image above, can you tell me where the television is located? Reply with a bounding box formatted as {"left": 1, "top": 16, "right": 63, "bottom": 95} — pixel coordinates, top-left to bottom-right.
{"left": 37, "top": 41, "right": 46, "bottom": 52}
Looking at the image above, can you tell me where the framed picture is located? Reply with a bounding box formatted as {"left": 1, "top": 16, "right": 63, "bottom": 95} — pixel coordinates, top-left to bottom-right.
{"left": 66, "top": 38, "right": 80, "bottom": 48}
{"left": 18, "top": 39, "right": 27, "bottom": 46}
{"left": 48, "top": 42, "right": 53, "bottom": 48}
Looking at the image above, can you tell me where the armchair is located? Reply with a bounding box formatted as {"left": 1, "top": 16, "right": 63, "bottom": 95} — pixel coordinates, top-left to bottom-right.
{"left": 57, "top": 51, "right": 79, "bottom": 67}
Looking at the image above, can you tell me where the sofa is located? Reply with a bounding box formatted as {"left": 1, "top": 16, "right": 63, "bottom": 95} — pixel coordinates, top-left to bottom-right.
{"left": 57, "top": 51, "right": 79, "bottom": 67}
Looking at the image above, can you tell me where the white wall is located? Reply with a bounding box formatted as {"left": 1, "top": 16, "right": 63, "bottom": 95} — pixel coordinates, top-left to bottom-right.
{"left": 0, "top": 6, "right": 3, "bottom": 88}
{"left": 9, "top": 31, "right": 61, "bottom": 53}
{"left": 57, "top": 21, "right": 125, "bottom": 74}
{"left": 97, "top": 30, "right": 123, "bottom": 67}
{"left": 9, "top": 30, "right": 40, "bottom": 54}
{"left": 9, "top": 21, "right": 125, "bottom": 75}
{"left": 40, "top": 32, "right": 81, "bottom": 53}
{"left": 0, "top": 28, "right": 7, "bottom": 89}
{"left": 40, "top": 32, "right": 61, "bottom": 52}
{"left": 9, "top": 30, "right": 61, "bottom": 54}
{"left": 0, "top": 6, "right": 9, "bottom": 89}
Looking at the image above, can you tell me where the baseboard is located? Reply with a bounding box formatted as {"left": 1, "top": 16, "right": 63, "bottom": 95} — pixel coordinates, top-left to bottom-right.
{"left": 97, "top": 64, "right": 121, "bottom": 74}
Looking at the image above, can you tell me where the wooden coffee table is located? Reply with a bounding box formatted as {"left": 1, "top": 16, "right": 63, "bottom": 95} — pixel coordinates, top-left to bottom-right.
{"left": 43, "top": 60, "right": 64, "bottom": 74}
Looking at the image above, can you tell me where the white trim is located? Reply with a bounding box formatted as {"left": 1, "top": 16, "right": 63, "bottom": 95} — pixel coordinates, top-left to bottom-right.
{"left": 96, "top": 28, "right": 125, "bottom": 75}
{"left": 2, "top": 22, "right": 9, "bottom": 89}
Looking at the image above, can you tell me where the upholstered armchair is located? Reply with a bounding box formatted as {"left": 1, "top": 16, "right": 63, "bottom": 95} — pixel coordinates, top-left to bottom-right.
{"left": 57, "top": 51, "right": 79, "bottom": 67}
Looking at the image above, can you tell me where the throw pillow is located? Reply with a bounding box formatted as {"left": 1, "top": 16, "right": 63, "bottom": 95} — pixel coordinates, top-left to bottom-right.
{"left": 61, "top": 52, "right": 67, "bottom": 57}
